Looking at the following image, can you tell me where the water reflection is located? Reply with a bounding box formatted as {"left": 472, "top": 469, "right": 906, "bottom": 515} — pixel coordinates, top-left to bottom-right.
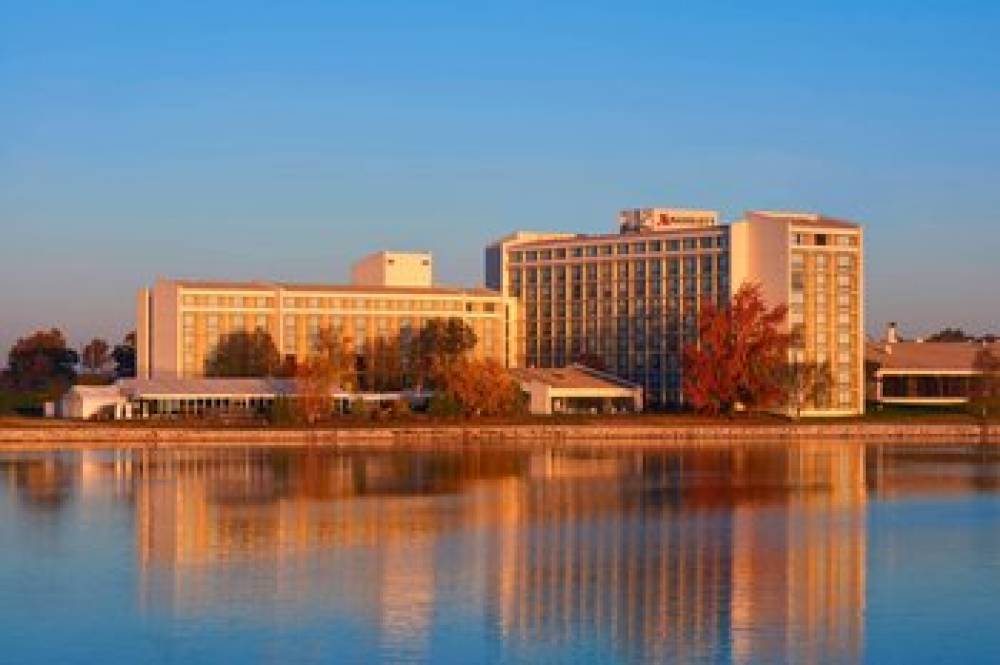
{"left": 1, "top": 443, "right": 998, "bottom": 663}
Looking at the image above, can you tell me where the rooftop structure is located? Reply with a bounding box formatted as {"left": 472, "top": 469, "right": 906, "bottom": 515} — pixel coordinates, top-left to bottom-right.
{"left": 137, "top": 252, "right": 517, "bottom": 381}
{"left": 618, "top": 208, "right": 719, "bottom": 234}
{"left": 351, "top": 251, "right": 433, "bottom": 288}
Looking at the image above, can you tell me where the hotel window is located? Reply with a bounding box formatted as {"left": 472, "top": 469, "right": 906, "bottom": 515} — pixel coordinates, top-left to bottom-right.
{"left": 555, "top": 248, "right": 566, "bottom": 259}
{"left": 791, "top": 252, "right": 805, "bottom": 269}
{"left": 601, "top": 244, "right": 613, "bottom": 256}
{"left": 683, "top": 238, "right": 697, "bottom": 250}
{"left": 525, "top": 251, "right": 537, "bottom": 262}
{"left": 836, "top": 235, "right": 854, "bottom": 246}
{"left": 586, "top": 245, "right": 598, "bottom": 257}
{"left": 541, "top": 250, "right": 552, "bottom": 260}
{"left": 668, "top": 240, "right": 680, "bottom": 252}
{"left": 837, "top": 254, "right": 853, "bottom": 270}
{"left": 572, "top": 247, "right": 583, "bottom": 258}
{"left": 699, "top": 236, "right": 714, "bottom": 249}
{"left": 283, "top": 298, "right": 294, "bottom": 308}
{"left": 510, "top": 252, "right": 522, "bottom": 263}
{"left": 837, "top": 274, "right": 852, "bottom": 288}
{"left": 632, "top": 242, "right": 646, "bottom": 253}
{"left": 815, "top": 234, "right": 828, "bottom": 246}
{"left": 255, "top": 314, "right": 268, "bottom": 330}
{"left": 183, "top": 295, "right": 196, "bottom": 306}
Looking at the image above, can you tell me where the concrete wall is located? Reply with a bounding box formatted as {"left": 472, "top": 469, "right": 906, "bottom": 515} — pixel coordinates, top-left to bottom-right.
{"left": 136, "top": 287, "right": 151, "bottom": 380}
{"left": 352, "top": 251, "right": 432, "bottom": 287}
{"left": 2, "top": 423, "right": 997, "bottom": 445}
{"left": 150, "top": 280, "right": 179, "bottom": 378}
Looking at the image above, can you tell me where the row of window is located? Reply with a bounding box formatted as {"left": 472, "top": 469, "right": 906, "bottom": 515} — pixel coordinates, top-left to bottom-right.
{"left": 791, "top": 233, "right": 858, "bottom": 247}
{"left": 181, "top": 294, "right": 500, "bottom": 313}
{"left": 509, "top": 236, "right": 727, "bottom": 263}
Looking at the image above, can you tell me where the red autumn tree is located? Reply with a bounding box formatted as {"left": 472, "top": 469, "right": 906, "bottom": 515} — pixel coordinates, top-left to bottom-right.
{"left": 683, "top": 283, "right": 790, "bottom": 416}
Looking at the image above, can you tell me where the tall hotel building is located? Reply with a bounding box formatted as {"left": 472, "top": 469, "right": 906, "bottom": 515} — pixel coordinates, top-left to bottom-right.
{"left": 137, "top": 251, "right": 517, "bottom": 381}
{"left": 486, "top": 208, "right": 864, "bottom": 415}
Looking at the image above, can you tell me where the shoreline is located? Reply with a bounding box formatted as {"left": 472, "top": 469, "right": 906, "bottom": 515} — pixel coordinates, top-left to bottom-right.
{"left": 0, "top": 421, "right": 997, "bottom": 449}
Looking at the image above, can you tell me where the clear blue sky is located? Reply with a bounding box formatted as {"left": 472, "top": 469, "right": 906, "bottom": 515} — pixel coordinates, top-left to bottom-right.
{"left": 2, "top": 0, "right": 999, "bottom": 354}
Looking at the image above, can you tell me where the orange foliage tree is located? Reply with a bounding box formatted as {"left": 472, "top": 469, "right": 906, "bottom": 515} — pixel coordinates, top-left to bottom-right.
{"left": 440, "top": 358, "right": 525, "bottom": 417}
{"left": 295, "top": 329, "right": 357, "bottom": 424}
{"left": 683, "top": 283, "right": 790, "bottom": 416}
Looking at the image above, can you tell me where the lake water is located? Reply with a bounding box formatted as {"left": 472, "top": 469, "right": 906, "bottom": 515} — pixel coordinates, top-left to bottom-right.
{"left": 1, "top": 442, "right": 998, "bottom": 664}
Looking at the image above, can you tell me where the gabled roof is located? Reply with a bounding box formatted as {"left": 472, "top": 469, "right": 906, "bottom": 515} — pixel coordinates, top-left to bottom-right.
{"left": 509, "top": 365, "right": 640, "bottom": 390}
{"left": 868, "top": 342, "right": 1000, "bottom": 372}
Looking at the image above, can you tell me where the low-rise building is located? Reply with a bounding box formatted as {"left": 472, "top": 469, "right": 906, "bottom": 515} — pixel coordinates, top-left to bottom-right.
{"left": 867, "top": 324, "right": 999, "bottom": 406}
{"left": 511, "top": 364, "right": 643, "bottom": 415}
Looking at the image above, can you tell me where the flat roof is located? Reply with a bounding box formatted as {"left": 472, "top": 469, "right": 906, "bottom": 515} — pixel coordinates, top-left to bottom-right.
{"left": 501, "top": 227, "right": 727, "bottom": 250}
{"left": 165, "top": 279, "right": 503, "bottom": 298}
{"left": 747, "top": 211, "right": 860, "bottom": 230}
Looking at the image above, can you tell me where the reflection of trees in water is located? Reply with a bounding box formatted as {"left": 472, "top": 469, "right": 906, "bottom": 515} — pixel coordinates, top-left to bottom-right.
{"left": 0, "top": 455, "right": 76, "bottom": 510}
{"left": 7, "top": 442, "right": 997, "bottom": 662}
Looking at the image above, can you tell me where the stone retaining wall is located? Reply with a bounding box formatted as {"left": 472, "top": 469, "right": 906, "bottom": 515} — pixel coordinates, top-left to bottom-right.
{"left": 0, "top": 422, "right": 997, "bottom": 447}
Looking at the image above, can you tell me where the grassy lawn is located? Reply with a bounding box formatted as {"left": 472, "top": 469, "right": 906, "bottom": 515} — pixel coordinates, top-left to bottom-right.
{"left": 2, "top": 406, "right": 996, "bottom": 430}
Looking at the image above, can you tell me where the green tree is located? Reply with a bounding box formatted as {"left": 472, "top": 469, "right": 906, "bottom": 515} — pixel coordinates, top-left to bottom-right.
{"left": 970, "top": 345, "right": 1000, "bottom": 419}
{"left": 927, "top": 327, "right": 973, "bottom": 343}
{"left": 4, "top": 328, "right": 79, "bottom": 391}
{"left": 81, "top": 338, "right": 110, "bottom": 373}
{"left": 112, "top": 330, "right": 137, "bottom": 378}
{"left": 205, "top": 329, "right": 282, "bottom": 377}
{"left": 409, "top": 318, "right": 477, "bottom": 389}
{"left": 782, "top": 361, "right": 833, "bottom": 417}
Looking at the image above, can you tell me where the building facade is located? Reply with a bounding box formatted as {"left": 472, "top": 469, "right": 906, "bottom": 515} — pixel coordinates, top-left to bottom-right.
{"left": 137, "top": 253, "right": 517, "bottom": 381}
{"left": 485, "top": 210, "right": 729, "bottom": 409}
{"left": 731, "top": 212, "right": 865, "bottom": 415}
{"left": 487, "top": 208, "right": 865, "bottom": 415}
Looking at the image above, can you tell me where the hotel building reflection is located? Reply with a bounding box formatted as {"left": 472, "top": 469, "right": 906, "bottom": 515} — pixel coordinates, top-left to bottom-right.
{"left": 91, "top": 445, "right": 871, "bottom": 663}
{"left": 489, "top": 444, "right": 867, "bottom": 663}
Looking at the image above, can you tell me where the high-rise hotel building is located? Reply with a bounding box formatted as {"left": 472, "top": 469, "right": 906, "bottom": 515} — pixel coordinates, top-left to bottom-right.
{"left": 137, "top": 251, "right": 517, "bottom": 381}
{"left": 486, "top": 208, "right": 864, "bottom": 415}
{"left": 730, "top": 211, "right": 865, "bottom": 415}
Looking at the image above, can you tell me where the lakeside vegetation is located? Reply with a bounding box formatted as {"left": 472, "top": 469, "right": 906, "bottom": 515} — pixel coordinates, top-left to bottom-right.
{"left": 2, "top": 299, "right": 998, "bottom": 424}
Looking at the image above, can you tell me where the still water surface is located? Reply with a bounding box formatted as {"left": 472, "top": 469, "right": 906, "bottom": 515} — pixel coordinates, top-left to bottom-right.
{"left": 1, "top": 442, "right": 999, "bottom": 664}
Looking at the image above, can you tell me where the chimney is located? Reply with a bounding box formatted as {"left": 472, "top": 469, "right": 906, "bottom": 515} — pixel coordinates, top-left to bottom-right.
{"left": 886, "top": 322, "right": 898, "bottom": 345}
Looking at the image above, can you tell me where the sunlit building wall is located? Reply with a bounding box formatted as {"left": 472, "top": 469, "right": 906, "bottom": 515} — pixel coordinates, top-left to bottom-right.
{"left": 137, "top": 270, "right": 517, "bottom": 380}
{"left": 485, "top": 210, "right": 729, "bottom": 408}
{"left": 487, "top": 208, "right": 864, "bottom": 414}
